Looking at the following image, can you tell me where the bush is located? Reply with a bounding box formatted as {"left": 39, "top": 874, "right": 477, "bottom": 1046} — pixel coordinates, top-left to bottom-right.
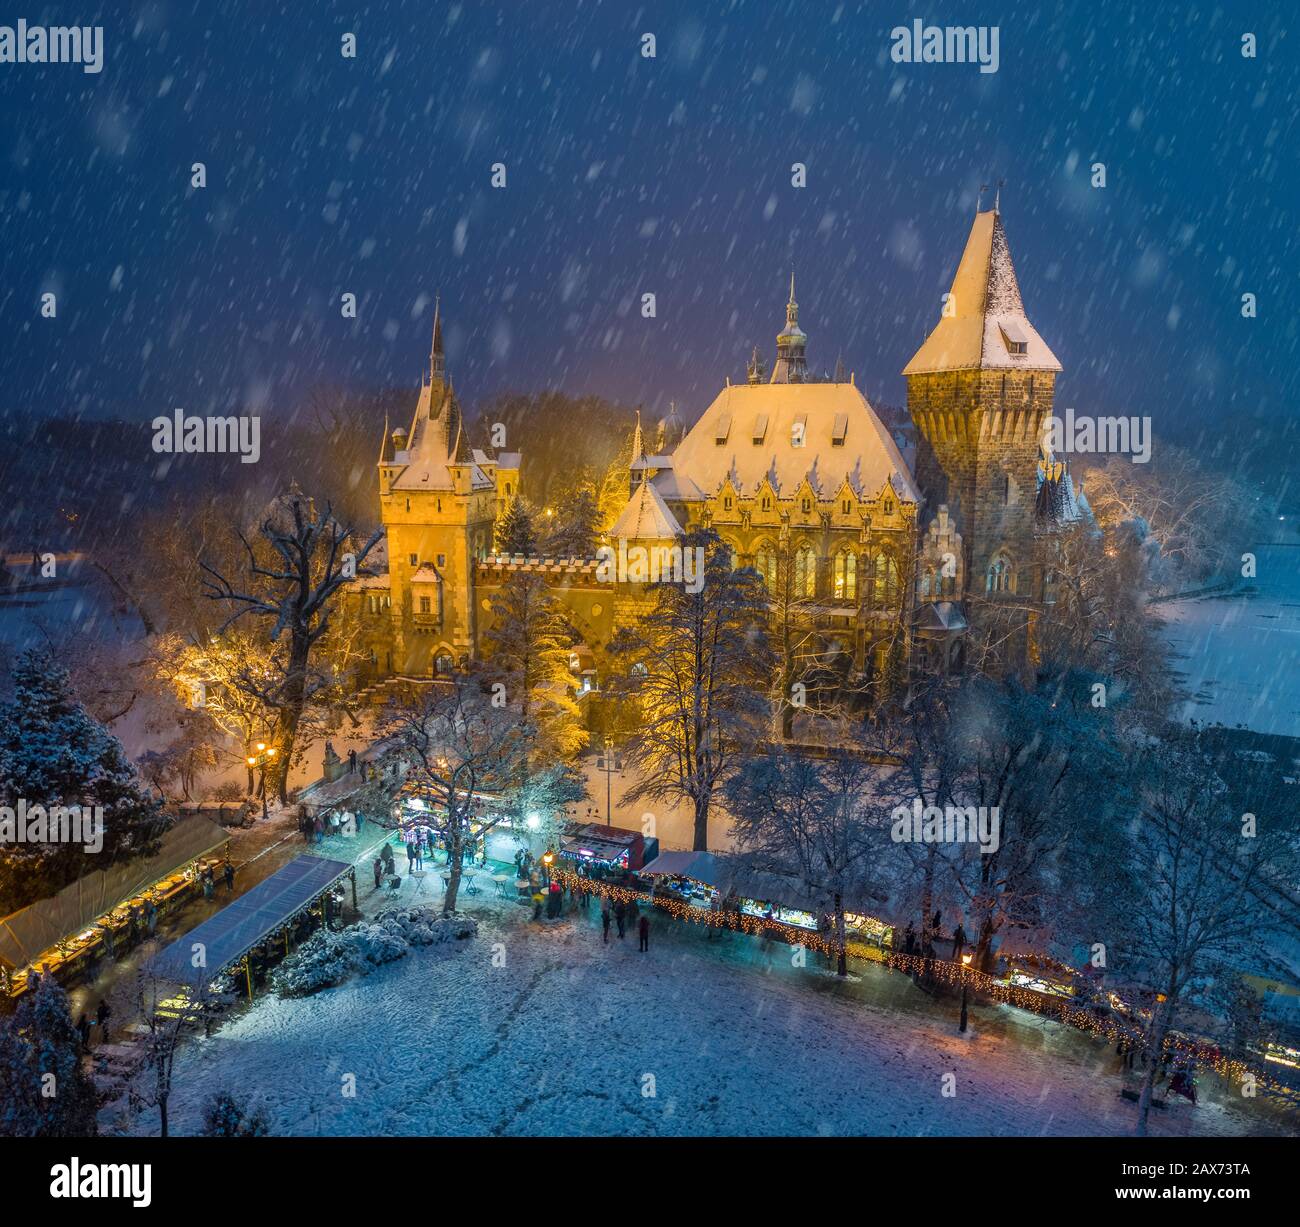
{"left": 201, "top": 1091, "right": 269, "bottom": 1137}
{"left": 271, "top": 909, "right": 477, "bottom": 997}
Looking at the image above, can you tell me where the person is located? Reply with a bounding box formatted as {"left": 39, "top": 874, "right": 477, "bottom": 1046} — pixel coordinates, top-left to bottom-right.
{"left": 903, "top": 922, "right": 916, "bottom": 955}
{"left": 532, "top": 889, "right": 546, "bottom": 921}
{"left": 354, "top": 809, "right": 364, "bottom": 836}
{"left": 95, "top": 998, "right": 112, "bottom": 1042}
{"left": 638, "top": 914, "right": 650, "bottom": 952}
{"left": 223, "top": 860, "right": 236, "bottom": 893}
{"left": 144, "top": 897, "right": 158, "bottom": 936}
{"left": 614, "top": 901, "right": 626, "bottom": 940}
{"left": 380, "top": 841, "right": 395, "bottom": 873}
{"left": 373, "top": 858, "right": 384, "bottom": 891}
{"left": 952, "top": 922, "right": 966, "bottom": 962}
{"left": 412, "top": 839, "right": 424, "bottom": 872}
{"left": 601, "top": 902, "right": 612, "bottom": 943}
{"left": 75, "top": 1011, "right": 91, "bottom": 1050}
{"left": 313, "top": 815, "right": 324, "bottom": 845}
{"left": 202, "top": 869, "right": 214, "bottom": 899}
{"left": 348, "top": 748, "right": 358, "bottom": 775}
{"left": 406, "top": 840, "right": 417, "bottom": 872}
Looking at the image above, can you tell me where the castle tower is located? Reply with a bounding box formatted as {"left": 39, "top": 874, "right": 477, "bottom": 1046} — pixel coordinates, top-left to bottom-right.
{"left": 770, "top": 273, "right": 808, "bottom": 383}
{"left": 375, "top": 302, "right": 500, "bottom": 674}
{"left": 903, "top": 206, "right": 1061, "bottom": 670}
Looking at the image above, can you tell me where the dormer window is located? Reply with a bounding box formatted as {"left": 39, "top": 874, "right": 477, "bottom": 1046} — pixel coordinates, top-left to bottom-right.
{"left": 842, "top": 499, "right": 851, "bottom": 514}
{"left": 801, "top": 497, "right": 811, "bottom": 514}
{"left": 882, "top": 498, "right": 893, "bottom": 515}
{"left": 761, "top": 496, "right": 771, "bottom": 511}
{"left": 723, "top": 496, "right": 732, "bottom": 511}
{"left": 1000, "top": 320, "right": 1028, "bottom": 356}
{"left": 831, "top": 414, "right": 848, "bottom": 446}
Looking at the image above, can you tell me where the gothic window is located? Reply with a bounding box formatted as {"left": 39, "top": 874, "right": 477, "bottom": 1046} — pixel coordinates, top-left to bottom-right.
{"left": 433, "top": 652, "right": 454, "bottom": 675}
{"left": 505, "top": 482, "right": 512, "bottom": 496}
{"left": 882, "top": 496, "right": 893, "bottom": 515}
{"left": 794, "top": 546, "right": 817, "bottom": 598}
{"left": 801, "top": 497, "right": 812, "bottom": 513}
{"left": 1043, "top": 568, "right": 1058, "bottom": 604}
{"left": 872, "top": 553, "right": 900, "bottom": 606}
{"left": 832, "top": 549, "right": 857, "bottom": 600}
{"left": 842, "top": 499, "right": 852, "bottom": 515}
{"left": 920, "top": 569, "right": 934, "bottom": 598}
{"left": 754, "top": 545, "right": 778, "bottom": 592}
{"left": 986, "top": 552, "right": 1015, "bottom": 594}
{"left": 1003, "top": 474, "right": 1011, "bottom": 505}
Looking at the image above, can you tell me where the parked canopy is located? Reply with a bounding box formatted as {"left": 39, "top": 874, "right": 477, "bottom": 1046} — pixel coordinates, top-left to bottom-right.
{"left": 149, "top": 855, "right": 352, "bottom": 989}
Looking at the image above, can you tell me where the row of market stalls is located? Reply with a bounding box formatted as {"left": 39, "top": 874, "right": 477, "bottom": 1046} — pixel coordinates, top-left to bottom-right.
{"left": 148, "top": 855, "right": 356, "bottom": 1009}
{"left": 0, "top": 815, "right": 230, "bottom": 1004}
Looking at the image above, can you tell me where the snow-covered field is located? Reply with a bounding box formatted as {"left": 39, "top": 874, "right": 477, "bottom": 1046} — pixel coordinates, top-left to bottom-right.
{"left": 123, "top": 886, "right": 1294, "bottom": 1138}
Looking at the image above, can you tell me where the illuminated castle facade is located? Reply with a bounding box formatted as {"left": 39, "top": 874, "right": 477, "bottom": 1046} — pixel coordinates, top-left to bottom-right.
{"left": 350, "top": 207, "right": 1080, "bottom": 690}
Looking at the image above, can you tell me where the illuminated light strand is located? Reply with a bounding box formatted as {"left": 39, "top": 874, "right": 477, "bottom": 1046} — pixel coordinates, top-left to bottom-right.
{"left": 556, "top": 870, "right": 1294, "bottom": 1099}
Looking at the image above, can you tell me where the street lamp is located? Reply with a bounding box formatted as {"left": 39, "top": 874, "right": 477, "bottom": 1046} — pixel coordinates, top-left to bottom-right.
{"left": 247, "top": 743, "right": 279, "bottom": 820}
{"left": 595, "top": 738, "right": 622, "bottom": 823}
{"left": 959, "top": 953, "right": 973, "bottom": 1033}
{"left": 541, "top": 849, "right": 554, "bottom": 886}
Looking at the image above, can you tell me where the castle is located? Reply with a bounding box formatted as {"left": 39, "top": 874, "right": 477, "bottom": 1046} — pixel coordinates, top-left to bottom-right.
{"left": 349, "top": 206, "right": 1081, "bottom": 693}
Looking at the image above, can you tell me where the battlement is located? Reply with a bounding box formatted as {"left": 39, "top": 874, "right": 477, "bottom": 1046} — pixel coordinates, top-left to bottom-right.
{"left": 475, "top": 555, "right": 604, "bottom": 580}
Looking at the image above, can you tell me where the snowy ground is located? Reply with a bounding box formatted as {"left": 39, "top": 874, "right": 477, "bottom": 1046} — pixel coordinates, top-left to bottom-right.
{"left": 118, "top": 880, "right": 1296, "bottom": 1138}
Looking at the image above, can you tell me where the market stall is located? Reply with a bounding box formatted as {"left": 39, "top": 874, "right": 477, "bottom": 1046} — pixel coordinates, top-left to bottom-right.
{"left": 559, "top": 822, "right": 657, "bottom": 873}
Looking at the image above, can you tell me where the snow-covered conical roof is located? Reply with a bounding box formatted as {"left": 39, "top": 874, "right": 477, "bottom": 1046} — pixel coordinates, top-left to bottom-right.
{"left": 610, "top": 479, "right": 683, "bottom": 541}
{"left": 903, "top": 209, "right": 1061, "bottom": 375}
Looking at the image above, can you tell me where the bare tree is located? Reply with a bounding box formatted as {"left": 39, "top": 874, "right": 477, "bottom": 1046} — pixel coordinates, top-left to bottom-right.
{"left": 201, "top": 488, "right": 380, "bottom": 803}
{"left": 727, "top": 748, "right": 888, "bottom": 976}
{"left": 1124, "top": 732, "right": 1299, "bottom": 1136}
{"left": 610, "top": 530, "right": 771, "bottom": 851}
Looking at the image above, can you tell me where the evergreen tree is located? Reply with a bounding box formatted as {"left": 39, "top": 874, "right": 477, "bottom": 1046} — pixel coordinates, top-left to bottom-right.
{"left": 543, "top": 487, "right": 602, "bottom": 559}
{"left": 0, "top": 976, "right": 98, "bottom": 1136}
{"left": 482, "top": 573, "right": 588, "bottom": 761}
{"left": 611, "top": 529, "right": 772, "bottom": 851}
{"left": 0, "top": 648, "right": 169, "bottom": 913}
{"left": 495, "top": 498, "right": 538, "bottom": 557}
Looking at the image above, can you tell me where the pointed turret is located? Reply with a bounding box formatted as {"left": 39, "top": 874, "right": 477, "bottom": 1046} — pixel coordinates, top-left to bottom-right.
{"left": 746, "top": 346, "right": 766, "bottom": 385}
{"left": 903, "top": 207, "right": 1060, "bottom": 375}
{"left": 430, "top": 294, "right": 445, "bottom": 381}
{"left": 770, "top": 272, "right": 808, "bottom": 383}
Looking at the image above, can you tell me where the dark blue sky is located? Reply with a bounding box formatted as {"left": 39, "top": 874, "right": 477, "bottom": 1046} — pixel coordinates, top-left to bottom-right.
{"left": 1, "top": 1, "right": 1296, "bottom": 444}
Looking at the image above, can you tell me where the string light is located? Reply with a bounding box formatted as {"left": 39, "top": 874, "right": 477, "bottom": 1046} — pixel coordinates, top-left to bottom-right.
{"left": 555, "top": 868, "right": 1295, "bottom": 1099}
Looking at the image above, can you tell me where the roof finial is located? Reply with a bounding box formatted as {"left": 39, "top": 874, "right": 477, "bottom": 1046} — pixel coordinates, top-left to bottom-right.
{"left": 994, "top": 178, "right": 1004, "bottom": 213}
{"left": 789, "top": 269, "right": 796, "bottom": 305}
{"left": 977, "top": 182, "right": 989, "bottom": 212}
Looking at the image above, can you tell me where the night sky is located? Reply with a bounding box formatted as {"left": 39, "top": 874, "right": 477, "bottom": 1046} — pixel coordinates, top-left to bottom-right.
{"left": 1, "top": 1, "right": 1296, "bottom": 445}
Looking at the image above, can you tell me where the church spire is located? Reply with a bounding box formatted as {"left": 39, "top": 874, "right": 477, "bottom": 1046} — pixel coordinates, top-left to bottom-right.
{"left": 430, "top": 295, "right": 445, "bottom": 381}
{"left": 771, "top": 271, "right": 808, "bottom": 383}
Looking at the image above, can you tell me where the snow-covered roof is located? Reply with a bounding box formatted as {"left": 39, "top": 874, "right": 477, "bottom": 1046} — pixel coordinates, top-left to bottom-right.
{"left": 666, "top": 380, "right": 920, "bottom": 503}
{"left": 903, "top": 210, "right": 1061, "bottom": 376}
{"left": 387, "top": 380, "right": 494, "bottom": 493}
{"left": 913, "top": 601, "right": 969, "bottom": 632}
{"left": 610, "top": 480, "right": 683, "bottom": 540}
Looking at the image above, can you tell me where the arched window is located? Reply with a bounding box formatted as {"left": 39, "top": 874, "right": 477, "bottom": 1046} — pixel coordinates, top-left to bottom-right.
{"left": 872, "top": 553, "right": 899, "bottom": 606}
{"left": 919, "top": 569, "right": 934, "bottom": 599}
{"left": 433, "top": 652, "right": 455, "bottom": 676}
{"left": 832, "top": 549, "right": 857, "bottom": 600}
{"left": 986, "top": 552, "right": 1015, "bottom": 594}
{"left": 753, "top": 545, "right": 778, "bottom": 592}
{"left": 794, "top": 547, "right": 817, "bottom": 598}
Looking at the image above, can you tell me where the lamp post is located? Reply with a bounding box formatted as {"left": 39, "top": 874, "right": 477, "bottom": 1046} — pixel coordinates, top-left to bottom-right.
{"left": 541, "top": 849, "right": 554, "bottom": 887}
{"left": 595, "top": 738, "right": 622, "bottom": 824}
{"left": 246, "top": 742, "right": 279, "bottom": 820}
{"left": 959, "top": 953, "right": 973, "bottom": 1033}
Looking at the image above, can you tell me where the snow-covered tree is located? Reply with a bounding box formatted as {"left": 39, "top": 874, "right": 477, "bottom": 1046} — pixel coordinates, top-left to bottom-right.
{"left": 0, "top": 648, "right": 169, "bottom": 912}
{"left": 611, "top": 529, "right": 771, "bottom": 851}
{"left": 543, "top": 485, "right": 602, "bottom": 559}
{"left": 495, "top": 498, "right": 538, "bottom": 557}
{"left": 0, "top": 975, "right": 98, "bottom": 1137}
{"left": 481, "top": 572, "right": 587, "bottom": 762}
{"left": 382, "top": 680, "right": 581, "bottom": 914}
